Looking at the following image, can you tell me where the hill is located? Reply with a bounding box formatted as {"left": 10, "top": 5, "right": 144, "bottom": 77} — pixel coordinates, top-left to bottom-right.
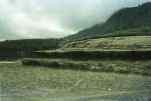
{"left": 1, "top": 3, "right": 151, "bottom": 59}
{"left": 63, "top": 36, "right": 151, "bottom": 50}
{"left": 0, "top": 38, "right": 60, "bottom": 59}
{"left": 63, "top": 2, "right": 151, "bottom": 42}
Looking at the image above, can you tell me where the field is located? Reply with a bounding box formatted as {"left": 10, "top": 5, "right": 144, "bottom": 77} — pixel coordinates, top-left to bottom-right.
{"left": 63, "top": 36, "right": 151, "bottom": 50}
{"left": 0, "top": 61, "right": 151, "bottom": 101}
{"left": 1, "top": 36, "right": 151, "bottom": 101}
{"left": 1, "top": 2, "right": 151, "bottom": 100}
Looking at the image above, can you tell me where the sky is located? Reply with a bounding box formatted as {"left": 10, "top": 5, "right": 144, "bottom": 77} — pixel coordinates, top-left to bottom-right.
{"left": 0, "top": 0, "right": 151, "bottom": 40}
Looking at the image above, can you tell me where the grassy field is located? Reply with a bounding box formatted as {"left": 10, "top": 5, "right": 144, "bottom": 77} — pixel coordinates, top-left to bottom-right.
{"left": 1, "top": 61, "right": 151, "bottom": 101}
{"left": 22, "top": 59, "right": 151, "bottom": 76}
{"left": 63, "top": 36, "right": 151, "bottom": 50}
{"left": 1, "top": 36, "right": 151, "bottom": 101}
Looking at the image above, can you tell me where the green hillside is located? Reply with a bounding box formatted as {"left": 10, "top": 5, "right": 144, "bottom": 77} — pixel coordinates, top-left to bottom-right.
{"left": 0, "top": 38, "right": 60, "bottom": 59}
{"left": 63, "top": 36, "right": 151, "bottom": 50}
{"left": 0, "top": 38, "right": 60, "bottom": 51}
{"left": 1, "top": 2, "right": 151, "bottom": 57}
{"left": 63, "top": 2, "right": 151, "bottom": 42}
{"left": 1, "top": 2, "right": 151, "bottom": 101}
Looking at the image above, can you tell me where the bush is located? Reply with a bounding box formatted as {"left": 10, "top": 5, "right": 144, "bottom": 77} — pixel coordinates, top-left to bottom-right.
{"left": 32, "top": 50, "right": 151, "bottom": 60}
{"left": 22, "top": 59, "right": 151, "bottom": 76}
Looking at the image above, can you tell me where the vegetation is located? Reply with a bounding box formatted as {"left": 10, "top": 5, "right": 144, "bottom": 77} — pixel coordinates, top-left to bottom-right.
{"left": 0, "top": 38, "right": 60, "bottom": 51}
{"left": 1, "top": 3, "right": 151, "bottom": 58}
{"left": 1, "top": 2, "right": 151, "bottom": 101}
{"left": 30, "top": 49, "right": 151, "bottom": 61}
{"left": 63, "top": 2, "right": 151, "bottom": 42}
{"left": 0, "top": 38, "right": 60, "bottom": 60}
{"left": 63, "top": 36, "right": 151, "bottom": 50}
{"left": 1, "top": 62, "right": 151, "bottom": 101}
{"left": 22, "top": 59, "right": 151, "bottom": 76}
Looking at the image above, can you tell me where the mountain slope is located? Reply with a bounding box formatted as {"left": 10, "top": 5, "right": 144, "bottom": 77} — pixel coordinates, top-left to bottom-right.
{"left": 63, "top": 2, "right": 151, "bottom": 42}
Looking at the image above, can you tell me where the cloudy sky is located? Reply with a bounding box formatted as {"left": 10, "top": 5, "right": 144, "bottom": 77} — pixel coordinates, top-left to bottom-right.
{"left": 0, "top": 0, "right": 150, "bottom": 40}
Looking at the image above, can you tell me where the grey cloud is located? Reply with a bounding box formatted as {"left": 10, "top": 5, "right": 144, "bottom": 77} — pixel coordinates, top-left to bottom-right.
{"left": 0, "top": 0, "right": 151, "bottom": 40}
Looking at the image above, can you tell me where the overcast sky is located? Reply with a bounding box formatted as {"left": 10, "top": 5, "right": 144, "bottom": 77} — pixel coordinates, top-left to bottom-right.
{"left": 0, "top": 0, "right": 151, "bottom": 40}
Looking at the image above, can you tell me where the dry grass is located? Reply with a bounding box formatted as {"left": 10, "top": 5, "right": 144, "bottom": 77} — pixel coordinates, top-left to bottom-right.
{"left": 22, "top": 59, "right": 151, "bottom": 76}
{"left": 63, "top": 36, "right": 151, "bottom": 50}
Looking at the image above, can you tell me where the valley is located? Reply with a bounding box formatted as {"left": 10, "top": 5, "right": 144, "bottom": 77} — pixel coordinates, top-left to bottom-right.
{"left": 1, "top": 2, "right": 151, "bottom": 101}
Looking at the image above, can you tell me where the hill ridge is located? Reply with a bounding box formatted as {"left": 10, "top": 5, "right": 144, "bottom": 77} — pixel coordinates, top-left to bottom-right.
{"left": 63, "top": 2, "right": 151, "bottom": 42}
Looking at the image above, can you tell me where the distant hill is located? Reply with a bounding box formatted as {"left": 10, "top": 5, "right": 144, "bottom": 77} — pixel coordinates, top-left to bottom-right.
{"left": 0, "top": 38, "right": 60, "bottom": 59}
{"left": 0, "top": 38, "right": 60, "bottom": 51}
{"left": 1, "top": 2, "right": 151, "bottom": 60}
{"left": 63, "top": 2, "right": 151, "bottom": 42}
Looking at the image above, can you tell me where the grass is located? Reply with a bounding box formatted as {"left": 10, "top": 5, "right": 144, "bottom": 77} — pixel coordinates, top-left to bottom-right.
{"left": 22, "top": 59, "right": 151, "bottom": 76}
{"left": 1, "top": 61, "right": 151, "bottom": 101}
{"left": 63, "top": 36, "right": 151, "bottom": 50}
{"left": 31, "top": 49, "right": 151, "bottom": 61}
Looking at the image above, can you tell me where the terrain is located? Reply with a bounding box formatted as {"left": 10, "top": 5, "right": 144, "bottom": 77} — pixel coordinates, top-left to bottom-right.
{"left": 1, "top": 2, "right": 151, "bottom": 101}
{"left": 1, "top": 35, "right": 151, "bottom": 101}
{"left": 63, "top": 36, "right": 151, "bottom": 50}
{"left": 1, "top": 62, "right": 151, "bottom": 101}
{"left": 0, "top": 38, "right": 60, "bottom": 60}
{"left": 63, "top": 2, "right": 151, "bottom": 42}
